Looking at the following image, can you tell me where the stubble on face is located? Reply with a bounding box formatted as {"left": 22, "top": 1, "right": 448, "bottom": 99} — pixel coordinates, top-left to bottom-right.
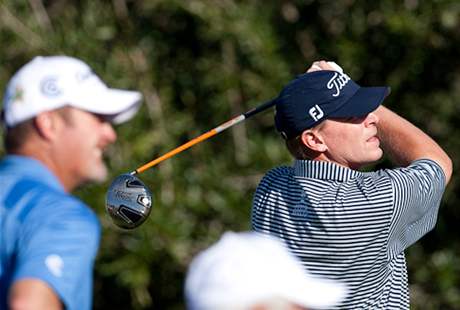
{"left": 55, "top": 107, "right": 115, "bottom": 187}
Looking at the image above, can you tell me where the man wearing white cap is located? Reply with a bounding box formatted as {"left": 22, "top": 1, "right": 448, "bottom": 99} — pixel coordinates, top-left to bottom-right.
{"left": 0, "top": 56, "right": 142, "bottom": 310}
{"left": 185, "top": 231, "right": 347, "bottom": 310}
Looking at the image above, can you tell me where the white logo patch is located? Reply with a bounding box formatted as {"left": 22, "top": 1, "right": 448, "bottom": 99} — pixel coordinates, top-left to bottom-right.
{"left": 45, "top": 254, "right": 64, "bottom": 277}
{"left": 326, "top": 72, "right": 351, "bottom": 97}
{"left": 309, "top": 104, "right": 324, "bottom": 121}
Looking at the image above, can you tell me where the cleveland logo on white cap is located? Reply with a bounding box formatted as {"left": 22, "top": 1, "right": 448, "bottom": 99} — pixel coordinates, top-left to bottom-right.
{"left": 40, "top": 76, "right": 62, "bottom": 97}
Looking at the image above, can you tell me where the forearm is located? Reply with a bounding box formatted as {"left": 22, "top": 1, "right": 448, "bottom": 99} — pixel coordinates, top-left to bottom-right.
{"left": 375, "top": 105, "right": 452, "bottom": 183}
{"left": 9, "top": 279, "right": 63, "bottom": 310}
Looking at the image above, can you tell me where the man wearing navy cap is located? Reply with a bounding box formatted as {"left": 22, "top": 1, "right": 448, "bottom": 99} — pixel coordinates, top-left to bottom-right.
{"left": 252, "top": 61, "right": 452, "bottom": 309}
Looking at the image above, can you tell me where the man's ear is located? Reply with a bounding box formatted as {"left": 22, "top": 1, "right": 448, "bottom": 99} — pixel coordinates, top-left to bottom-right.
{"left": 34, "top": 111, "right": 60, "bottom": 141}
{"left": 300, "top": 129, "right": 327, "bottom": 152}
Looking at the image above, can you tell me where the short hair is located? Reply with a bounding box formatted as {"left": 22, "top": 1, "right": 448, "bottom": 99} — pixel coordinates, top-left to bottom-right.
{"left": 3, "top": 106, "right": 74, "bottom": 153}
{"left": 4, "top": 119, "right": 34, "bottom": 153}
{"left": 286, "top": 135, "right": 314, "bottom": 160}
{"left": 285, "top": 122, "right": 326, "bottom": 160}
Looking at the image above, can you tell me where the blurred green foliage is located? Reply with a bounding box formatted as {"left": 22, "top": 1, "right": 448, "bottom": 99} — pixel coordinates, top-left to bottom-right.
{"left": 1, "top": 0, "right": 460, "bottom": 309}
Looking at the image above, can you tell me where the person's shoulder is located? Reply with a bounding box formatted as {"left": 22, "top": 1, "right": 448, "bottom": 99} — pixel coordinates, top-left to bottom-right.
{"left": 256, "top": 165, "right": 294, "bottom": 190}
{"left": 19, "top": 182, "right": 100, "bottom": 230}
{"left": 260, "top": 165, "right": 293, "bottom": 182}
{"left": 407, "top": 158, "right": 445, "bottom": 175}
{"left": 265, "top": 165, "right": 294, "bottom": 178}
{"left": 25, "top": 195, "right": 101, "bottom": 241}
{"left": 44, "top": 193, "right": 99, "bottom": 223}
{"left": 25, "top": 180, "right": 87, "bottom": 208}
{"left": 362, "top": 158, "right": 446, "bottom": 194}
{"left": 372, "top": 158, "right": 444, "bottom": 180}
{"left": 54, "top": 194, "right": 99, "bottom": 222}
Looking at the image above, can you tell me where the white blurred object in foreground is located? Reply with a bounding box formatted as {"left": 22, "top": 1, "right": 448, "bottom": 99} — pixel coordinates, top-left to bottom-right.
{"left": 185, "top": 231, "right": 347, "bottom": 310}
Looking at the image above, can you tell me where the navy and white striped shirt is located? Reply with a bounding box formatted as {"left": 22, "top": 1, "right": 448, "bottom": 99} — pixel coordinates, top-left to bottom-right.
{"left": 252, "top": 159, "right": 446, "bottom": 309}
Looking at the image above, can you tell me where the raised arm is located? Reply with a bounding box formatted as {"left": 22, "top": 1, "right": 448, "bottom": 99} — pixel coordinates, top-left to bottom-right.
{"left": 375, "top": 105, "right": 452, "bottom": 183}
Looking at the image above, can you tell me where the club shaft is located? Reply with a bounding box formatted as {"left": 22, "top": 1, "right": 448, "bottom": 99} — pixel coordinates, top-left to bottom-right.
{"left": 132, "top": 99, "right": 276, "bottom": 175}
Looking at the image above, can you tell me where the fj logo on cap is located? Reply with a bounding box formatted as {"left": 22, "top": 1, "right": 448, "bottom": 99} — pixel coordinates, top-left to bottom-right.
{"left": 327, "top": 72, "right": 350, "bottom": 97}
{"left": 309, "top": 104, "right": 324, "bottom": 121}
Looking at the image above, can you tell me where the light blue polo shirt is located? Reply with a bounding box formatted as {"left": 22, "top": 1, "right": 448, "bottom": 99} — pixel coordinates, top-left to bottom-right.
{"left": 0, "top": 155, "right": 101, "bottom": 310}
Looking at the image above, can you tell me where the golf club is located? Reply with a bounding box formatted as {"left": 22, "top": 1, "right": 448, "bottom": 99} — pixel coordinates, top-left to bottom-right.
{"left": 106, "top": 98, "right": 277, "bottom": 229}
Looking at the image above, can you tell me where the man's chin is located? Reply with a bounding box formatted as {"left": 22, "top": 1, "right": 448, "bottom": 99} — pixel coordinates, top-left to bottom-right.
{"left": 357, "top": 150, "right": 384, "bottom": 169}
{"left": 368, "top": 147, "right": 384, "bottom": 162}
{"left": 90, "top": 171, "right": 108, "bottom": 183}
{"left": 82, "top": 167, "right": 109, "bottom": 185}
{"left": 376, "top": 148, "right": 384, "bottom": 161}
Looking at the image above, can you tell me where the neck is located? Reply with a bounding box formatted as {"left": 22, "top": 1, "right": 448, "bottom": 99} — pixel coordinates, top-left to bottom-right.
{"left": 307, "top": 153, "right": 359, "bottom": 170}
{"left": 13, "top": 145, "right": 76, "bottom": 193}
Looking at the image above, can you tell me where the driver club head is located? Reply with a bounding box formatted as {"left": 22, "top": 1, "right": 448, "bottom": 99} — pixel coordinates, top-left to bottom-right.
{"left": 105, "top": 173, "right": 153, "bottom": 229}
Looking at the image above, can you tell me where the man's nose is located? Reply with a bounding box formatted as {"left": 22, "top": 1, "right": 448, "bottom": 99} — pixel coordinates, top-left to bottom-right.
{"left": 102, "top": 123, "right": 117, "bottom": 144}
{"left": 365, "top": 112, "right": 379, "bottom": 126}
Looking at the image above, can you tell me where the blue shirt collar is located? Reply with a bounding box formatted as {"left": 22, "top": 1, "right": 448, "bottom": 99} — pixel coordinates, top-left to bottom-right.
{"left": 1, "top": 155, "right": 65, "bottom": 192}
{"left": 293, "top": 159, "right": 360, "bottom": 181}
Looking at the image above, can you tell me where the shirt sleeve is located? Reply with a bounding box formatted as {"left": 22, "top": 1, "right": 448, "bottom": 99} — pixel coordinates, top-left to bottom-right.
{"left": 251, "top": 172, "right": 272, "bottom": 232}
{"left": 251, "top": 167, "right": 291, "bottom": 233}
{"left": 13, "top": 195, "right": 101, "bottom": 310}
{"left": 383, "top": 159, "right": 446, "bottom": 258}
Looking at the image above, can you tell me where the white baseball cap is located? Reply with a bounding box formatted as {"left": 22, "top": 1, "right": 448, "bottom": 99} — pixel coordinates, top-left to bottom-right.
{"left": 1, "top": 55, "right": 142, "bottom": 127}
{"left": 185, "top": 231, "right": 347, "bottom": 310}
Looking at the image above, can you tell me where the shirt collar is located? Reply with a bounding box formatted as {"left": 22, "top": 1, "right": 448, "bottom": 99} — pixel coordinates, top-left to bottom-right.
{"left": 1, "top": 155, "right": 65, "bottom": 192}
{"left": 293, "top": 159, "right": 360, "bottom": 181}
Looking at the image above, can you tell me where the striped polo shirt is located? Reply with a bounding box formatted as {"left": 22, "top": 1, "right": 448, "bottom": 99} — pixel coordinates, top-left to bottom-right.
{"left": 251, "top": 159, "right": 446, "bottom": 309}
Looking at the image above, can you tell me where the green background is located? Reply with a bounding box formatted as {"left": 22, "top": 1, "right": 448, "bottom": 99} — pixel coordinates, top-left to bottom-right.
{"left": 1, "top": 1, "right": 459, "bottom": 309}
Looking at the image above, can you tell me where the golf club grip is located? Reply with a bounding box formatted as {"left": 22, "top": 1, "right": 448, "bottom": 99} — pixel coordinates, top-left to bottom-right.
{"left": 133, "top": 99, "right": 276, "bottom": 174}
{"left": 243, "top": 98, "right": 276, "bottom": 118}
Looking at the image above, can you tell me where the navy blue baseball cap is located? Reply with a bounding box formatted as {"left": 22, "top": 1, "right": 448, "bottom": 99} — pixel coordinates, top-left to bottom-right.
{"left": 274, "top": 70, "right": 390, "bottom": 139}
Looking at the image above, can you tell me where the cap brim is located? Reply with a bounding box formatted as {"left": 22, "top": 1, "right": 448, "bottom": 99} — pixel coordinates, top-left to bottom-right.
{"left": 71, "top": 88, "right": 142, "bottom": 124}
{"left": 330, "top": 86, "right": 390, "bottom": 118}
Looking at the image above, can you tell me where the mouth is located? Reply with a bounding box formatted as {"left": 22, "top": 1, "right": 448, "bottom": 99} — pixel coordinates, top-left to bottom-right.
{"left": 367, "top": 135, "right": 380, "bottom": 144}
{"left": 95, "top": 145, "right": 107, "bottom": 158}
